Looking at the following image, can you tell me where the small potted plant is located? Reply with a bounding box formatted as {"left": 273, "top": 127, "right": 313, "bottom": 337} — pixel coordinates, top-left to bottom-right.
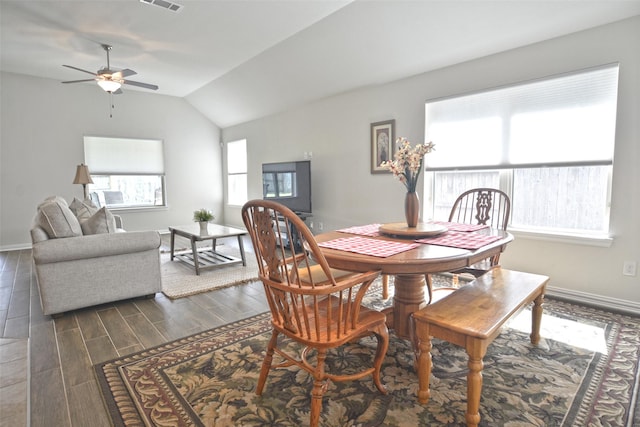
{"left": 193, "top": 208, "right": 215, "bottom": 233}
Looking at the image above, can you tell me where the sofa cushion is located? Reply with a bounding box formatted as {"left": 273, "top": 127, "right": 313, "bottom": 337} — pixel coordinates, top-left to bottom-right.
{"left": 38, "top": 195, "right": 68, "bottom": 209}
{"left": 69, "top": 197, "right": 98, "bottom": 221}
{"left": 80, "top": 207, "right": 117, "bottom": 235}
{"left": 36, "top": 199, "right": 82, "bottom": 238}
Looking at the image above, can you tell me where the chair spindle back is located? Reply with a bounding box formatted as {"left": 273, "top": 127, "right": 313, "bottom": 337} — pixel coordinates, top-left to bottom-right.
{"left": 242, "top": 200, "right": 378, "bottom": 345}
{"left": 448, "top": 187, "right": 511, "bottom": 231}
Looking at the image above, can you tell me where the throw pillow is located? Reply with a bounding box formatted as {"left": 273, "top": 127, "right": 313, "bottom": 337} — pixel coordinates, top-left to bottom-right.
{"left": 37, "top": 195, "right": 68, "bottom": 210}
{"left": 84, "top": 197, "right": 97, "bottom": 208}
{"left": 69, "top": 197, "right": 98, "bottom": 221}
{"left": 80, "top": 207, "right": 117, "bottom": 235}
{"left": 36, "top": 199, "right": 83, "bottom": 238}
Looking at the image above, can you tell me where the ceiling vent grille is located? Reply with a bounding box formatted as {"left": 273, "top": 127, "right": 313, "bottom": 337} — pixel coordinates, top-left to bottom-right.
{"left": 139, "top": 0, "right": 183, "bottom": 13}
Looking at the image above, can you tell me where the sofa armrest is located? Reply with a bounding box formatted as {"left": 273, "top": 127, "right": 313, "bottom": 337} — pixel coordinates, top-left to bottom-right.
{"left": 30, "top": 226, "right": 50, "bottom": 243}
{"left": 32, "top": 231, "right": 160, "bottom": 265}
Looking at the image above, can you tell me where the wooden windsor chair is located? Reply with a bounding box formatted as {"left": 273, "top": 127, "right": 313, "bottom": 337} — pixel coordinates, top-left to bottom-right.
{"left": 241, "top": 199, "right": 389, "bottom": 427}
{"left": 427, "top": 187, "right": 511, "bottom": 302}
{"left": 448, "top": 187, "right": 511, "bottom": 272}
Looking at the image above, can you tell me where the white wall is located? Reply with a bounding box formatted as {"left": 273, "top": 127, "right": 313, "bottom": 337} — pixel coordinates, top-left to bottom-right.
{"left": 223, "top": 17, "right": 640, "bottom": 308}
{"left": 0, "top": 72, "right": 223, "bottom": 249}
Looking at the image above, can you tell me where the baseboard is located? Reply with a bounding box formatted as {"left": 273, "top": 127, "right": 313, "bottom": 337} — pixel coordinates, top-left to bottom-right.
{"left": 547, "top": 285, "right": 640, "bottom": 316}
{"left": 0, "top": 247, "right": 636, "bottom": 317}
{"left": 0, "top": 243, "right": 31, "bottom": 252}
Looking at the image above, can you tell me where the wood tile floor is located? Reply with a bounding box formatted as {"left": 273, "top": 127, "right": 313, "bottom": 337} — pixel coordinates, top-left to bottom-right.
{"left": 0, "top": 244, "right": 269, "bottom": 426}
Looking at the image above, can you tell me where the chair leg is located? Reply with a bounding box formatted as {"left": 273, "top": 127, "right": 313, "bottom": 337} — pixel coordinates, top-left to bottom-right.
{"left": 382, "top": 275, "right": 389, "bottom": 299}
{"left": 310, "top": 350, "right": 328, "bottom": 427}
{"left": 424, "top": 274, "right": 433, "bottom": 304}
{"left": 256, "top": 329, "right": 279, "bottom": 395}
{"left": 372, "top": 325, "right": 389, "bottom": 394}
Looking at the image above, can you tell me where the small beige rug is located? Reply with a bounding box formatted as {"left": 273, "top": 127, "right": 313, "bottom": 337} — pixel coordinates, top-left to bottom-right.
{"left": 161, "top": 245, "right": 259, "bottom": 299}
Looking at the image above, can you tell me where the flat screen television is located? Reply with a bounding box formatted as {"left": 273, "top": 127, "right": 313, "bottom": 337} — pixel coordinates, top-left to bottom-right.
{"left": 262, "top": 160, "right": 312, "bottom": 215}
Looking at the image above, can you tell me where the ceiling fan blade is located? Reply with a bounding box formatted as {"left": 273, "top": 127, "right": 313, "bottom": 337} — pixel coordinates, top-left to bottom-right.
{"left": 119, "top": 69, "right": 137, "bottom": 77}
{"left": 113, "top": 88, "right": 124, "bottom": 95}
{"left": 63, "top": 65, "right": 97, "bottom": 76}
{"left": 112, "top": 69, "right": 136, "bottom": 80}
{"left": 62, "top": 79, "right": 96, "bottom": 84}
{"left": 123, "top": 80, "right": 158, "bottom": 90}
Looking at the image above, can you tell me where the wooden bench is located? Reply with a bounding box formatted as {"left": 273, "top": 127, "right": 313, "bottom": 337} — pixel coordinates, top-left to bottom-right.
{"left": 413, "top": 267, "right": 549, "bottom": 427}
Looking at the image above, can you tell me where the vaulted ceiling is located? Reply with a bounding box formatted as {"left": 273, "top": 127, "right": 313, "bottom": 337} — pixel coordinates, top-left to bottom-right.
{"left": 2, "top": 1, "right": 639, "bottom": 127}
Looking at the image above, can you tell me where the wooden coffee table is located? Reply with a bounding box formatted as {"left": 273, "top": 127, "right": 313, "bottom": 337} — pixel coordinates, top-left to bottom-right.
{"left": 168, "top": 224, "right": 248, "bottom": 275}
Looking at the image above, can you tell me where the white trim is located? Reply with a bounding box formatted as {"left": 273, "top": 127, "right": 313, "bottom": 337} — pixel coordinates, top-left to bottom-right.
{"left": 546, "top": 285, "right": 640, "bottom": 316}
{"left": 0, "top": 243, "right": 31, "bottom": 252}
{"left": 107, "top": 205, "right": 169, "bottom": 213}
{"left": 509, "top": 229, "right": 613, "bottom": 248}
{"left": 1, "top": 245, "right": 634, "bottom": 317}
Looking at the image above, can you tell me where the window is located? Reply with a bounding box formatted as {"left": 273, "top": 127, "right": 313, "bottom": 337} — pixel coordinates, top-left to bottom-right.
{"left": 227, "top": 139, "right": 248, "bottom": 206}
{"left": 425, "top": 64, "right": 619, "bottom": 237}
{"left": 84, "top": 136, "right": 165, "bottom": 209}
{"left": 511, "top": 166, "right": 610, "bottom": 233}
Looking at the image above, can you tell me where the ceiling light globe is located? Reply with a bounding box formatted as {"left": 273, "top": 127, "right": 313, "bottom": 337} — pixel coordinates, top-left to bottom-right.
{"left": 97, "top": 80, "right": 122, "bottom": 93}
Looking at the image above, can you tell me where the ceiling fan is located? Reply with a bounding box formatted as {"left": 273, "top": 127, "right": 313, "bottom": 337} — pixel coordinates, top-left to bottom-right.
{"left": 62, "top": 44, "right": 158, "bottom": 93}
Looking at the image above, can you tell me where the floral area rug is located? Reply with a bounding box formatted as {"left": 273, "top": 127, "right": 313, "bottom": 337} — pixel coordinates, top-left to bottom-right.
{"left": 95, "top": 283, "right": 640, "bottom": 426}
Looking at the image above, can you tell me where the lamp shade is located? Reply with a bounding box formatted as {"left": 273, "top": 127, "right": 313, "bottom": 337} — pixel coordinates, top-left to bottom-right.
{"left": 73, "top": 164, "right": 94, "bottom": 185}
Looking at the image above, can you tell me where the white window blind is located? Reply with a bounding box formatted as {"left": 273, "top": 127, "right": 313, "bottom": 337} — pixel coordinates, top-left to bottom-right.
{"left": 227, "top": 139, "right": 247, "bottom": 174}
{"left": 84, "top": 136, "right": 164, "bottom": 174}
{"left": 425, "top": 63, "right": 619, "bottom": 170}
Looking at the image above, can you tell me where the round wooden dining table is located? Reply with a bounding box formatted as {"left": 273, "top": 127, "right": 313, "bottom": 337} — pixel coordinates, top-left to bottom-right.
{"left": 314, "top": 226, "right": 514, "bottom": 338}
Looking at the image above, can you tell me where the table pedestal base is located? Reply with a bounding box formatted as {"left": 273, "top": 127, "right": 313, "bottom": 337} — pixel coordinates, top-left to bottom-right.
{"left": 391, "top": 274, "right": 428, "bottom": 338}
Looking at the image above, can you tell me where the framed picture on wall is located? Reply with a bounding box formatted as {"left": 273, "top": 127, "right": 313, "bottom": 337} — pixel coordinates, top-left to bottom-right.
{"left": 371, "top": 119, "right": 395, "bottom": 173}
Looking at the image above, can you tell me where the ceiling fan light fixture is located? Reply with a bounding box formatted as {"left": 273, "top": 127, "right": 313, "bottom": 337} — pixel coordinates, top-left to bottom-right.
{"left": 97, "top": 79, "right": 122, "bottom": 93}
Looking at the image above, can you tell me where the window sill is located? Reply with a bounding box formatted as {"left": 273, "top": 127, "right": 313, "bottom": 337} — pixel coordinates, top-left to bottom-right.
{"left": 509, "top": 228, "right": 613, "bottom": 248}
{"left": 107, "top": 205, "right": 169, "bottom": 213}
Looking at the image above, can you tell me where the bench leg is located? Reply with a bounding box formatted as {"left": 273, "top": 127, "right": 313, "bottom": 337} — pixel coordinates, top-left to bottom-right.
{"left": 466, "top": 341, "right": 487, "bottom": 427}
{"left": 530, "top": 292, "right": 544, "bottom": 345}
{"left": 416, "top": 326, "right": 432, "bottom": 404}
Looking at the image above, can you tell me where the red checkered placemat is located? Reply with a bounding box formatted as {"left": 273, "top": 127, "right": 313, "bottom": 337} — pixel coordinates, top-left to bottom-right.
{"left": 429, "top": 221, "right": 489, "bottom": 232}
{"left": 337, "top": 223, "right": 382, "bottom": 237}
{"left": 416, "top": 231, "right": 502, "bottom": 250}
{"left": 318, "top": 236, "right": 419, "bottom": 258}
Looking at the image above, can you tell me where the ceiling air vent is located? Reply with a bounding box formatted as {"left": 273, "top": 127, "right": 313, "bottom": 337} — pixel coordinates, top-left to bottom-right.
{"left": 139, "top": 0, "right": 183, "bottom": 13}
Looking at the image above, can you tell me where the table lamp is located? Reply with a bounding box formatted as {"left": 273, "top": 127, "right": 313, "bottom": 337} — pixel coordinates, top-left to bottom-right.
{"left": 73, "top": 163, "right": 94, "bottom": 199}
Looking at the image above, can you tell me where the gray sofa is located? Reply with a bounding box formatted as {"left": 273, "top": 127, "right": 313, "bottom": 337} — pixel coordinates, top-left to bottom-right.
{"left": 31, "top": 196, "right": 162, "bottom": 316}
